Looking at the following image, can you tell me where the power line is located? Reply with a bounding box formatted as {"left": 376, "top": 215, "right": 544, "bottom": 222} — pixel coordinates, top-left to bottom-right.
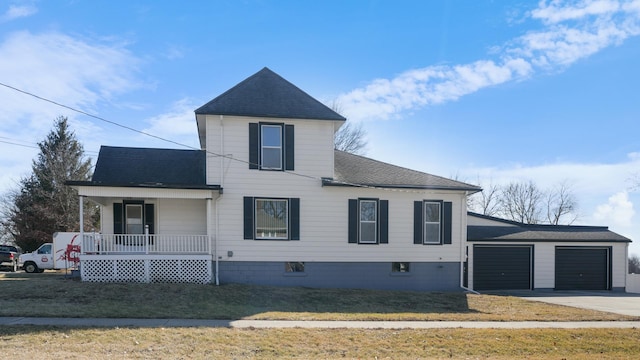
{"left": 0, "top": 81, "right": 319, "bottom": 182}
{"left": 0, "top": 81, "right": 467, "bottom": 194}
{"left": 0, "top": 136, "right": 99, "bottom": 155}
{"left": 0, "top": 139, "right": 38, "bottom": 149}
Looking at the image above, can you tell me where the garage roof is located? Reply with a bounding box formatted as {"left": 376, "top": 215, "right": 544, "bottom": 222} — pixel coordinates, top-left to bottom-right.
{"left": 467, "top": 213, "right": 631, "bottom": 243}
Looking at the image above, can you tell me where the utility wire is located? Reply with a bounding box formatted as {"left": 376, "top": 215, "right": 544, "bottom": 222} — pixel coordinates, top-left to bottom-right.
{"left": 0, "top": 81, "right": 468, "bottom": 194}
{"left": 0, "top": 81, "right": 321, "bottom": 183}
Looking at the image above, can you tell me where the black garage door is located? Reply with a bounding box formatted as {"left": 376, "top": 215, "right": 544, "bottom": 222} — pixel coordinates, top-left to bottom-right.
{"left": 555, "top": 247, "right": 610, "bottom": 290}
{"left": 474, "top": 245, "right": 533, "bottom": 290}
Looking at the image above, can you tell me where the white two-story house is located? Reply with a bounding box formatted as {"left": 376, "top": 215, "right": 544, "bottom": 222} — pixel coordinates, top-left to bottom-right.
{"left": 68, "top": 67, "right": 481, "bottom": 291}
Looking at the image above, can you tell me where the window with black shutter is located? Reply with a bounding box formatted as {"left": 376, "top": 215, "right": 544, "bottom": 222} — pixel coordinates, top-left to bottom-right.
{"left": 248, "top": 123, "right": 294, "bottom": 171}
{"left": 413, "top": 200, "right": 452, "bottom": 245}
{"left": 243, "top": 197, "right": 300, "bottom": 240}
{"left": 348, "top": 198, "right": 388, "bottom": 244}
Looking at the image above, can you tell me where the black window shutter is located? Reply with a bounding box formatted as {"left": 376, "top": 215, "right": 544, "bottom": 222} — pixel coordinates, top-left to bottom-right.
{"left": 379, "top": 200, "right": 389, "bottom": 244}
{"left": 348, "top": 199, "right": 358, "bottom": 243}
{"left": 443, "top": 201, "right": 452, "bottom": 244}
{"left": 289, "top": 198, "right": 300, "bottom": 240}
{"left": 144, "top": 204, "right": 155, "bottom": 234}
{"left": 113, "top": 203, "right": 123, "bottom": 234}
{"left": 284, "top": 124, "right": 294, "bottom": 171}
{"left": 243, "top": 197, "right": 255, "bottom": 239}
{"left": 248, "top": 123, "right": 259, "bottom": 169}
{"left": 413, "top": 201, "right": 423, "bottom": 244}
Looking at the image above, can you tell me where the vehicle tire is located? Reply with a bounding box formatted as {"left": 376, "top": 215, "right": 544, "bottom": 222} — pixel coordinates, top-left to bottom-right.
{"left": 11, "top": 261, "right": 17, "bottom": 272}
{"left": 37, "top": 268, "right": 45, "bottom": 273}
{"left": 24, "top": 262, "right": 38, "bottom": 273}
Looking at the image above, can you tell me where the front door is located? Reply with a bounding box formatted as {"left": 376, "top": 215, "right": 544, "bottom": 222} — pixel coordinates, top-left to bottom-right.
{"left": 125, "top": 204, "right": 144, "bottom": 234}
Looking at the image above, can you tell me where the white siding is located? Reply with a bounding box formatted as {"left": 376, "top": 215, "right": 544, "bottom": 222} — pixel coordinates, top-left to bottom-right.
{"left": 157, "top": 199, "right": 207, "bottom": 235}
{"left": 203, "top": 115, "right": 337, "bottom": 186}
{"left": 198, "top": 114, "right": 469, "bottom": 263}
{"left": 100, "top": 199, "right": 208, "bottom": 236}
{"left": 216, "top": 187, "right": 467, "bottom": 262}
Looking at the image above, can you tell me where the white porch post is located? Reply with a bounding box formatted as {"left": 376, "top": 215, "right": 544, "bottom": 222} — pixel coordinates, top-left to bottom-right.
{"left": 79, "top": 195, "right": 84, "bottom": 247}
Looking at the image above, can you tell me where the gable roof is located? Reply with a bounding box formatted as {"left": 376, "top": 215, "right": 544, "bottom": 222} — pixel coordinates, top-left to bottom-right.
{"left": 324, "top": 150, "right": 482, "bottom": 192}
{"left": 467, "top": 213, "right": 631, "bottom": 243}
{"left": 68, "top": 146, "right": 218, "bottom": 190}
{"left": 195, "top": 67, "right": 346, "bottom": 121}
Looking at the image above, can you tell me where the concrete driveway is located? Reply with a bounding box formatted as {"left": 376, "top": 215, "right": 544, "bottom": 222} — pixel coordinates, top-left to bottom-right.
{"left": 514, "top": 291, "right": 640, "bottom": 317}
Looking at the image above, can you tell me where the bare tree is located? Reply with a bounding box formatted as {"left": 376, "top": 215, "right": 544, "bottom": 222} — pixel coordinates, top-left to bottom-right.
{"left": 469, "top": 178, "right": 501, "bottom": 216}
{"left": 329, "top": 100, "right": 368, "bottom": 155}
{"left": 630, "top": 254, "right": 640, "bottom": 274}
{"left": 334, "top": 122, "right": 368, "bottom": 154}
{"left": 546, "top": 181, "right": 578, "bottom": 225}
{"left": 499, "top": 181, "right": 544, "bottom": 224}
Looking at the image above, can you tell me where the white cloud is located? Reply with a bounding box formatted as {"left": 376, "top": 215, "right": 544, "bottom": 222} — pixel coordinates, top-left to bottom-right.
{"left": 142, "top": 99, "right": 200, "bottom": 149}
{"left": 593, "top": 191, "right": 635, "bottom": 226}
{"left": 337, "top": 0, "right": 640, "bottom": 122}
{"left": 0, "top": 31, "right": 143, "bottom": 129}
{"left": 0, "top": 30, "right": 143, "bottom": 193}
{"left": 531, "top": 0, "right": 621, "bottom": 24}
{"left": 0, "top": 4, "right": 37, "bottom": 22}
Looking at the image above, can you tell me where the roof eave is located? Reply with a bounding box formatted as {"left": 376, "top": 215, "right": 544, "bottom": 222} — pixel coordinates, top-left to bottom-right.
{"left": 66, "top": 180, "right": 222, "bottom": 191}
{"left": 321, "top": 178, "right": 482, "bottom": 192}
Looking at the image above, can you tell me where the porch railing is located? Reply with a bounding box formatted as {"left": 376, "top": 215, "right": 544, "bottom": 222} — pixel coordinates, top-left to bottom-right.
{"left": 82, "top": 233, "right": 211, "bottom": 255}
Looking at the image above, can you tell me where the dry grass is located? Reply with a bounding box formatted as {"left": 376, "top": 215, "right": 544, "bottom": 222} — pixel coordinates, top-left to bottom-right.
{"left": 0, "top": 271, "right": 635, "bottom": 321}
{"left": 1, "top": 326, "right": 639, "bottom": 359}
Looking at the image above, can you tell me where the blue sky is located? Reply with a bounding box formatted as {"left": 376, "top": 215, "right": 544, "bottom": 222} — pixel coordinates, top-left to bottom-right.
{"left": 1, "top": 1, "right": 640, "bottom": 255}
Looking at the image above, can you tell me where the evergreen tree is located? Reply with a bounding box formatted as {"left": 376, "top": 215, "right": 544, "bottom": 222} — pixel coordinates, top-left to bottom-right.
{"left": 2, "top": 117, "right": 98, "bottom": 251}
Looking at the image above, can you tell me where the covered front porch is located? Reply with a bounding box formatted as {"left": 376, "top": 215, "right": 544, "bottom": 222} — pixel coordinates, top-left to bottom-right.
{"left": 70, "top": 184, "right": 221, "bottom": 284}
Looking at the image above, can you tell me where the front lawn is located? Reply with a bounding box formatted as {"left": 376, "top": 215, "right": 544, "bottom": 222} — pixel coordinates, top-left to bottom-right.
{"left": 0, "top": 272, "right": 634, "bottom": 321}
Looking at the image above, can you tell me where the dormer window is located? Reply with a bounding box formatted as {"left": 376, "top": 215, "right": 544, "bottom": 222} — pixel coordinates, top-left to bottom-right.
{"left": 249, "top": 122, "right": 295, "bottom": 171}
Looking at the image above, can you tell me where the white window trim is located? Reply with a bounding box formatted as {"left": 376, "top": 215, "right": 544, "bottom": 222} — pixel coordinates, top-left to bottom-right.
{"left": 359, "top": 199, "right": 377, "bottom": 244}
{"left": 255, "top": 198, "right": 289, "bottom": 240}
{"left": 260, "top": 124, "right": 282, "bottom": 170}
{"left": 423, "top": 201, "right": 442, "bottom": 244}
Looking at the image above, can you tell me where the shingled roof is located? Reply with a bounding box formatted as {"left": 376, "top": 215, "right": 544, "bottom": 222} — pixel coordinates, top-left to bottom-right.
{"left": 195, "top": 67, "right": 346, "bottom": 121}
{"left": 324, "top": 150, "right": 482, "bottom": 192}
{"left": 467, "top": 213, "right": 631, "bottom": 243}
{"left": 70, "top": 146, "right": 218, "bottom": 190}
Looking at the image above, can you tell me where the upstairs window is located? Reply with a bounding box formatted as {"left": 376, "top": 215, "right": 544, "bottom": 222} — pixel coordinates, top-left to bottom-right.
{"left": 249, "top": 123, "right": 295, "bottom": 171}
{"left": 261, "top": 125, "right": 282, "bottom": 170}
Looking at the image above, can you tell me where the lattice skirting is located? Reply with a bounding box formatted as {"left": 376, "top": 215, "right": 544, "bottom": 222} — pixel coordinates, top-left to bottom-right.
{"left": 80, "top": 255, "right": 212, "bottom": 284}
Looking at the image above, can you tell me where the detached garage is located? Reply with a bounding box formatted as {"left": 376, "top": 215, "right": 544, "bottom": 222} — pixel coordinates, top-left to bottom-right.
{"left": 467, "top": 213, "right": 630, "bottom": 292}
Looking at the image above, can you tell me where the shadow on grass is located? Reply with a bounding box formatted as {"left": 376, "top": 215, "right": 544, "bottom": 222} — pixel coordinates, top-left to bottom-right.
{"left": 0, "top": 272, "right": 476, "bottom": 320}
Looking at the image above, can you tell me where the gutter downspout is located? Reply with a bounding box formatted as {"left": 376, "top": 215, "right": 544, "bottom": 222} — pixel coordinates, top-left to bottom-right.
{"left": 214, "top": 115, "right": 224, "bottom": 286}
{"left": 459, "top": 191, "right": 479, "bottom": 294}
